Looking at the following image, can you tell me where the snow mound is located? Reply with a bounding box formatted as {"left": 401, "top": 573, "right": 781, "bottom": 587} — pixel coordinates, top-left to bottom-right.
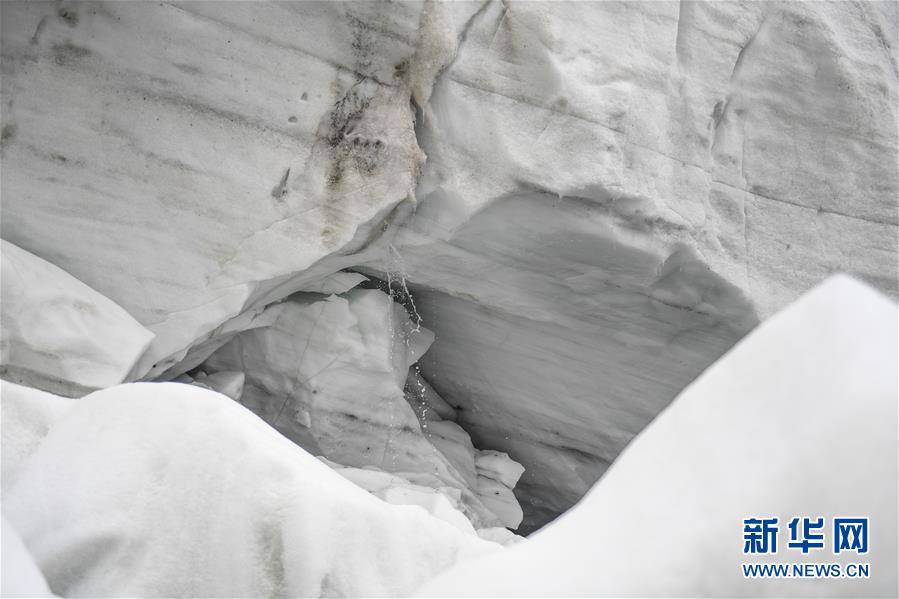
{"left": 419, "top": 275, "right": 898, "bottom": 597}
{"left": 1, "top": 381, "right": 74, "bottom": 490}
{"left": 2, "top": 382, "right": 500, "bottom": 597}
{"left": 0, "top": 240, "right": 154, "bottom": 396}
{"left": 1, "top": 516, "right": 56, "bottom": 598}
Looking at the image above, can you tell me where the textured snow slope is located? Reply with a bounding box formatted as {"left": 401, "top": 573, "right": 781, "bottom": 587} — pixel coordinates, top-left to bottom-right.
{"left": 419, "top": 276, "right": 898, "bottom": 597}
{"left": 1, "top": 381, "right": 500, "bottom": 597}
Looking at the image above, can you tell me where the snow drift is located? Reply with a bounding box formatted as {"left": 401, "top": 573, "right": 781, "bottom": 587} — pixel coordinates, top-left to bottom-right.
{"left": 1, "top": 381, "right": 500, "bottom": 597}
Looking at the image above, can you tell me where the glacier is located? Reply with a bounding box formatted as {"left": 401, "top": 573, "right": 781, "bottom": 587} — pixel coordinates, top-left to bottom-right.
{"left": 0, "top": 0, "right": 897, "bottom": 596}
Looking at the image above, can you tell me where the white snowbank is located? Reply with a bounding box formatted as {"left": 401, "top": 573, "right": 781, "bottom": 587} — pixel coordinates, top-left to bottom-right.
{"left": 2, "top": 382, "right": 500, "bottom": 597}
{"left": 0, "top": 240, "right": 154, "bottom": 396}
{"left": 1, "top": 516, "right": 56, "bottom": 598}
{"left": 419, "top": 275, "right": 898, "bottom": 597}
{"left": 0, "top": 381, "right": 74, "bottom": 490}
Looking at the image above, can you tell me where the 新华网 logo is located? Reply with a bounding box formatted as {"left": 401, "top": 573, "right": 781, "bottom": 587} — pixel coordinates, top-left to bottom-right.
{"left": 741, "top": 516, "right": 870, "bottom": 579}
{"left": 743, "top": 516, "right": 868, "bottom": 555}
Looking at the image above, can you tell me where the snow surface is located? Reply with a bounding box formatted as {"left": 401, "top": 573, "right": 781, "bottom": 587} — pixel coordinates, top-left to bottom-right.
{"left": 0, "top": 240, "right": 154, "bottom": 396}
{"left": 1, "top": 517, "right": 56, "bottom": 598}
{"left": 0, "top": 380, "right": 74, "bottom": 491}
{"left": 1, "top": 382, "right": 501, "bottom": 598}
{"left": 419, "top": 276, "right": 898, "bottom": 597}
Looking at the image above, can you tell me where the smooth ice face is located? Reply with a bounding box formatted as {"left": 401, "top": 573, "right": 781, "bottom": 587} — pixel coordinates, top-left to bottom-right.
{"left": 418, "top": 276, "right": 899, "bottom": 597}
{"left": 1, "top": 381, "right": 501, "bottom": 598}
{"left": 365, "top": 192, "right": 759, "bottom": 529}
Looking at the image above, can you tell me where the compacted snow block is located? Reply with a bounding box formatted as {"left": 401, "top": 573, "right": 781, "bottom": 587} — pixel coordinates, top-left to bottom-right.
{"left": 202, "top": 287, "right": 525, "bottom": 529}
{"left": 420, "top": 275, "right": 898, "bottom": 597}
{"left": 0, "top": 240, "right": 154, "bottom": 396}
{"left": 1, "top": 382, "right": 499, "bottom": 598}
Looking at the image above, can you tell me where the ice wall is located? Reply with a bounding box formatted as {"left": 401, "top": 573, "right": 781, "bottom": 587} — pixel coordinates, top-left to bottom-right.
{"left": 1, "top": 0, "right": 896, "bottom": 531}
